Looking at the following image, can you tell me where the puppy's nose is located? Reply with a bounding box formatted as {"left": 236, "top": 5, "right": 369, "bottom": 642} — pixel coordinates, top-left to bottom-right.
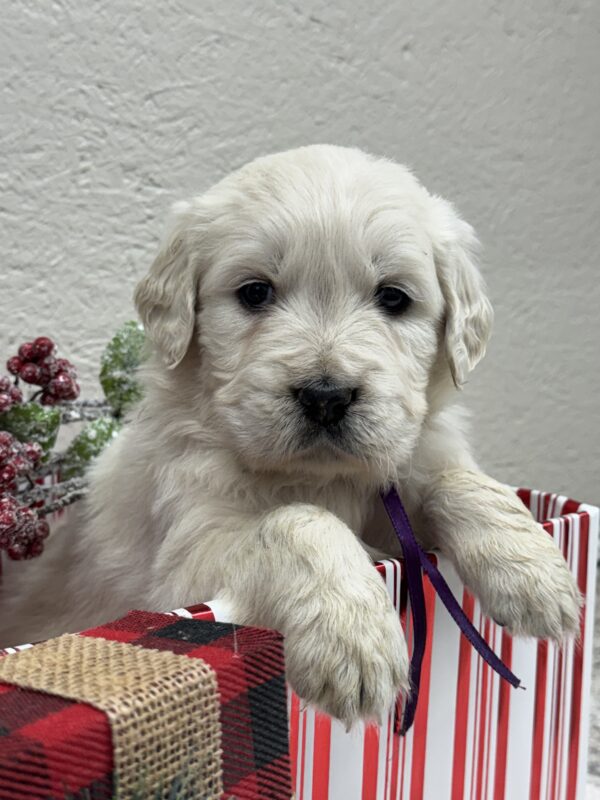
{"left": 295, "top": 382, "right": 357, "bottom": 426}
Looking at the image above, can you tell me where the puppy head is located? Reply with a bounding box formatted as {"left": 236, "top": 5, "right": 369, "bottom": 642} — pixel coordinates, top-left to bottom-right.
{"left": 135, "top": 145, "right": 492, "bottom": 483}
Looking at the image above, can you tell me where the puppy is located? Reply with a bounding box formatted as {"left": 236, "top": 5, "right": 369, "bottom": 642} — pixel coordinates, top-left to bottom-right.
{"left": 0, "top": 145, "right": 580, "bottom": 726}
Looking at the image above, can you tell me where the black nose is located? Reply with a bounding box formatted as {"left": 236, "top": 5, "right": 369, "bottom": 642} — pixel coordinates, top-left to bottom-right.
{"left": 295, "top": 382, "right": 357, "bottom": 426}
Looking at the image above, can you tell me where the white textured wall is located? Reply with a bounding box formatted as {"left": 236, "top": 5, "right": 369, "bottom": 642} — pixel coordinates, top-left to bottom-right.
{"left": 1, "top": 1, "right": 599, "bottom": 503}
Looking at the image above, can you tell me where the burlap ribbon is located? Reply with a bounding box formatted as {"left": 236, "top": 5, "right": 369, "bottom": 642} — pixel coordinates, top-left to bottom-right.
{"left": 0, "top": 633, "right": 224, "bottom": 799}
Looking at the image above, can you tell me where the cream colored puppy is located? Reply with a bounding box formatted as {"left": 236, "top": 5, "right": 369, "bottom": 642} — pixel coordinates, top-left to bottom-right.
{"left": 0, "top": 145, "right": 580, "bottom": 726}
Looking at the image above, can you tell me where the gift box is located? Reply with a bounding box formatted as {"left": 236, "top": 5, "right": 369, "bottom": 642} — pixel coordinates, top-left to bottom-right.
{"left": 185, "top": 489, "right": 599, "bottom": 800}
{"left": 0, "top": 613, "right": 292, "bottom": 800}
{"left": 1, "top": 489, "right": 597, "bottom": 800}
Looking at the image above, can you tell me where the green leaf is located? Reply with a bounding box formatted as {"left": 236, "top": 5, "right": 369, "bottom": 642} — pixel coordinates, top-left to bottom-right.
{"left": 61, "top": 416, "right": 122, "bottom": 479}
{"left": 99, "top": 321, "right": 145, "bottom": 414}
{"left": 0, "top": 403, "right": 61, "bottom": 454}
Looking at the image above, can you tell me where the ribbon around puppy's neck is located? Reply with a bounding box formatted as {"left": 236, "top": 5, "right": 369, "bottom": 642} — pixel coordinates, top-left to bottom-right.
{"left": 380, "top": 486, "right": 521, "bottom": 735}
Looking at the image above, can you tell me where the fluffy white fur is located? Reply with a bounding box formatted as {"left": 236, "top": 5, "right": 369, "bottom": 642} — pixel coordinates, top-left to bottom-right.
{"left": 0, "top": 145, "right": 580, "bottom": 726}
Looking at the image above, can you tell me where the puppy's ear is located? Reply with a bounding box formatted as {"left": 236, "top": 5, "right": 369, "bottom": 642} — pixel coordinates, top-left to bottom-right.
{"left": 432, "top": 198, "right": 494, "bottom": 387}
{"left": 134, "top": 202, "right": 199, "bottom": 369}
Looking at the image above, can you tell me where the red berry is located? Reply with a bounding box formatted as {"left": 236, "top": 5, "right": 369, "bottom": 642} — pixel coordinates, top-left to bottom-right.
{"left": 38, "top": 357, "right": 56, "bottom": 384}
{"left": 19, "top": 526, "right": 37, "bottom": 546}
{"left": 40, "top": 392, "right": 57, "bottom": 406}
{"left": 6, "top": 356, "right": 23, "bottom": 376}
{"left": 11, "top": 455, "right": 30, "bottom": 476}
{"left": 55, "top": 358, "right": 77, "bottom": 378}
{"left": 15, "top": 507, "right": 36, "bottom": 537}
{"left": 18, "top": 342, "right": 36, "bottom": 362}
{"left": 0, "top": 463, "right": 17, "bottom": 486}
{"left": 18, "top": 506, "right": 36, "bottom": 524}
{"left": 23, "top": 442, "right": 43, "bottom": 464}
{"left": 0, "top": 432, "right": 14, "bottom": 447}
{"left": 0, "top": 494, "right": 17, "bottom": 511}
{"left": 0, "top": 510, "right": 15, "bottom": 529}
{"left": 48, "top": 372, "right": 75, "bottom": 399}
{"left": 36, "top": 519, "right": 50, "bottom": 540}
{"left": 45, "top": 357, "right": 61, "bottom": 374}
{"left": 8, "top": 385, "right": 22, "bottom": 403}
{"left": 0, "top": 377, "right": 10, "bottom": 392}
{"left": 0, "top": 507, "right": 17, "bottom": 534}
{"left": 0, "top": 385, "right": 21, "bottom": 412}
{"left": 62, "top": 382, "right": 80, "bottom": 401}
{"left": 0, "top": 443, "right": 12, "bottom": 463}
{"left": 19, "top": 363, "right": 42, "bottom": 384}
{"left": 7, "top": 542, "right": 26, "bottom": 560}
{"left": 32, "top": 337, "right": 54, "bottom": 359}
{"left": 26, "top": 539, "right": 44, "bottom": 558}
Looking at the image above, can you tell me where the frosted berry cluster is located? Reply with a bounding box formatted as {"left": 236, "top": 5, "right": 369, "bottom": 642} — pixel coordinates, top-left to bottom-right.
{"left": 0, "top": 495, "right": 49, "bottom": 560}
{"left": 0, "top": 431, "right": 43, "bottom": 491}
{"left": 0, "top": 376, "right": 22, "bottom": 413}
{"left": 0, "top": 432, "right": 47, "bottom": 560}
{"left": 6, "top": 336, "right": 80, "bottom": 405}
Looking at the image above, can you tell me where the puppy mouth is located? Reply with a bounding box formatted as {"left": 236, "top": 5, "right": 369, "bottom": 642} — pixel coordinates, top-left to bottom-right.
{"left": 294, "top": 425, "right": 360, "bottom": 461}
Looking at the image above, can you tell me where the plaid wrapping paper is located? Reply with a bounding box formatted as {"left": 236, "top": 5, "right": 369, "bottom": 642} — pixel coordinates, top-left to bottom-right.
{"left": 0, "top": 612, "right": 292, "bottom": 800}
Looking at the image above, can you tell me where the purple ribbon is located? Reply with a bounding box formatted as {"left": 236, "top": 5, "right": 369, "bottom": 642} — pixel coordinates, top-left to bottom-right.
{"left": 381, "top": 486, "right": 521, "bottom": 735}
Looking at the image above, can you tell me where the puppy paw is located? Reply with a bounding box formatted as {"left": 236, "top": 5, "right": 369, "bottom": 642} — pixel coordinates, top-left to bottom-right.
{"left": 458, "top": 514, "right": 581, "bottom": 640}
{"left": 424, "top": 470, "right": 582, "bottom": 642}
{"left": 284, "top": 575, "right": 409, "bottom": 727}
{"left": 477, "top": 553, "right": 580, "bottom": 640}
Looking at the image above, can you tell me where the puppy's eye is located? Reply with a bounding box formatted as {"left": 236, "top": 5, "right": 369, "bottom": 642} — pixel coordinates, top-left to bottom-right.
{"left": 237, "top": 281, "right": 274, "bottom": 310}
{"left": 375, "top": 285, "right": 412, "bottom": 315}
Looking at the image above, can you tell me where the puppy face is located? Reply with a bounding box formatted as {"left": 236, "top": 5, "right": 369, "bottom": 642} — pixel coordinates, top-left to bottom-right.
{"left": 135, "top": 146, "right": 492, "bottom": 484}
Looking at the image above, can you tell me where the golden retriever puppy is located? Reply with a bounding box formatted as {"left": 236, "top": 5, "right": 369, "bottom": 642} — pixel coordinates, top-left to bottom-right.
{"left": 0, "top": 145, "right": 580, "bottom": 726}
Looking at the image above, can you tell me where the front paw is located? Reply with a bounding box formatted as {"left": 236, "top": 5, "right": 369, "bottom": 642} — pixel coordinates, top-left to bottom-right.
{"left": 459, "top": 514, "right": 581, "bottom": 640}
{"left": 284, "top": 577, "right": 409, "bottom": 726}
{"left": 424, "top": 471, "right": 582, "bottom": 641}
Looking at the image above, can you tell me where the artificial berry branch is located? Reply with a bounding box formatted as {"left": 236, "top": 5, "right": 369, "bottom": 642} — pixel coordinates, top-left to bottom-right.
{"left": 34, "top": 453, "right": 72, "bottom": 477}
{"left": 37, "top": 487, "right": 89, "bottom": 517}
{"left": 17, "top": 476, "right": 88, "bottom": 507}
{"left": 59, "top": 400, "right": 114, "bottom": 424}
{"left": 0, "top": 324, "right": 143, "bottom": 565}
{"left": 0, "top": 333, "right": 81, "bottom": 561}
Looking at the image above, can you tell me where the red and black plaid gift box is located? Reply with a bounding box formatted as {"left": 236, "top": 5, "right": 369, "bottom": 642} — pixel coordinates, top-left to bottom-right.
{"left": 0, "top": 611, "right": 292, "bottom": 800}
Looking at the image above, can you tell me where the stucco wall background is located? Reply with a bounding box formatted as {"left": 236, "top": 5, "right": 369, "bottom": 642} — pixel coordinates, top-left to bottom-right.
{"left": 1, "top": 0, "right": 599, "bottom": 505}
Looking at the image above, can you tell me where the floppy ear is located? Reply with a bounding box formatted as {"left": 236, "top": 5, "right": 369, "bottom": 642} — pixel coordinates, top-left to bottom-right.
{"left": 432, "top": 198, "right": 494, "bottom": 388}
{"left": 134, "top": 202, "right": 199, "bottom": 369}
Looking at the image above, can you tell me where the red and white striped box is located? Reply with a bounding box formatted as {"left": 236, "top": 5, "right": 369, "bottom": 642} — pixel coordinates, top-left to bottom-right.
{"left": 177, "top": 490, "right": 598, "bottom": 800}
